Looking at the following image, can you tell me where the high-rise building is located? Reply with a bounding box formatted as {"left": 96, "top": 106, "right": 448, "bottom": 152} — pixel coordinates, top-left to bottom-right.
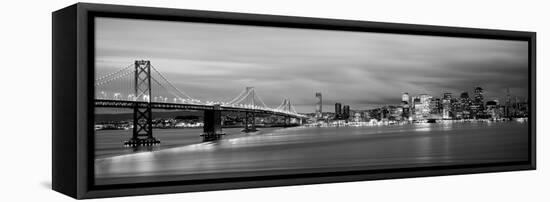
{"left": 411, "top": 96, "right": 428, "bottom": 120}
{"left": 402, "top": 92, "right": 410, "bottom": 104}
{"left": 380, "top": 106, "right": 388, "bottom": 120}
{"left": 505, "top": 88, "right": 512, "bottom": 117}
{"left": 430, "top": 98, "right": 442, "bottom": 116}
{"left": 412, "top": 96, "right": 421, "bottom": 119}
{"left": 442, "top": 93, "right": 452, "bottom": 119}
{"left": 417, "top": 94, "right": 432, "bottom": 119}
{"left": 474, "top": 87, "right": 484, "bottom": 104}
{"left": 334, "top": 102, "right": 342, "bottom": 120}
{"left": 458, "top": 91, "right": 472, "bottom": 119}
{"left": 401, "top": 92, "right": 410, "bottom": 119}
{"left": 315, "top": 92, "right": 322, "bottom": 119}
{"left": 471, "top": 87, "right": 485, "bottom": 118}
{"left": 486, "top": 100, "right": 500, "bottom": 119}
{"left": 343, "top": 105, "right": 350, "bottom": 120}
{"left": 354, "top": 112, "right": 362, "bottom": 122}
{"left": 420, "top": 94, "right": 431, "bottom": 104}
{"left": 460, "top": 92, "right": 469, "bottom": 99}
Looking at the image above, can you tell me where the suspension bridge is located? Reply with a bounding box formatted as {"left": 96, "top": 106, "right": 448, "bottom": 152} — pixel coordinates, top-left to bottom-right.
{"left": 95, "top": 60, "right": 306, "bottom": 146}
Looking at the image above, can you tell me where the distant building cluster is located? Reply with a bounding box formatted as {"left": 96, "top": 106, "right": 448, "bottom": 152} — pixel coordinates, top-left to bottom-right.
{"left": 95, "top": 117, "right": 204, "bottom": 131}
{"left": 399, "top": 87, "right": 528, "bottom": 121}
{"left": 308, "top": 87, "right": 529, "bottom": 123}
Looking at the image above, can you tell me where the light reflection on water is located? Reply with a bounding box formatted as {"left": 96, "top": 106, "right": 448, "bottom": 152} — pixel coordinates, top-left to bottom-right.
{"left": 95, "top": 122, "right": 529, "bottom": 184}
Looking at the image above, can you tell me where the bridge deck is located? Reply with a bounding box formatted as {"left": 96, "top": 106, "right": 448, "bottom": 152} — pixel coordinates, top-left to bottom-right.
{"left": 94, "top": 99, "right": 305, "bottom": 118}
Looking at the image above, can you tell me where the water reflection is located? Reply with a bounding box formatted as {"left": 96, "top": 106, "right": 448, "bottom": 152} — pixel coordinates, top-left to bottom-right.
{"left": 95, "top": 122, "right": 529, "bottom": 185}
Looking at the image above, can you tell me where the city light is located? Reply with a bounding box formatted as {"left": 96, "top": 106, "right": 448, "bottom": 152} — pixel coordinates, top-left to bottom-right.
{"left": 305, "top": 86, "right": 528, "bottom": 128}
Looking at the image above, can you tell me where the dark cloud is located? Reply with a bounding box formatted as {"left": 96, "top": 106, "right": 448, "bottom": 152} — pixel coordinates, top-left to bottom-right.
{"left": 95, "top": 17, "right": 529, "bottom": 113}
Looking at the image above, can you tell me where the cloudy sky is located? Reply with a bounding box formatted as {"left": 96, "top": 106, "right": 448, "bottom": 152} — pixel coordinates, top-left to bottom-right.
{"left": 95, "top": 17, "right": 528, "bottom": 113}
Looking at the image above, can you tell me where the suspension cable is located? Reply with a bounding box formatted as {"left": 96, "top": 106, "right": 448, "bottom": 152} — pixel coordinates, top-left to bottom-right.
{"left": 150, "top": 65, "right": 194, "bottom": 99}
{"left": 151, "top": 77, "right": 185, "bottom": 101}
{"left": 95, "top": 68, "right": 134, "bottom": 87}
{"left": 230, "top": 89, "right": 253, "bottom": 105}
{"left": 227, "top": 88, "right": 248, "bottom": 104}
{"left": 255, "top": 92, "right": 269, "bottom": 108}
{"left": 95, "top": 64, "right": 133, "bottom": 82}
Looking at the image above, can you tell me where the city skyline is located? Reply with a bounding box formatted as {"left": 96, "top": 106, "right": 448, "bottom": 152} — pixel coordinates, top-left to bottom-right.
{"left": 315, "top": 85, "right": 528, "bottom": 114}
{"left": 96, "top": 17, "right": 529, "bottom": 113}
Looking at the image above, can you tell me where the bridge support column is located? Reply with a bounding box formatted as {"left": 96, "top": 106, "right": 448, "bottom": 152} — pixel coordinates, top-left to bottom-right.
{"left": 285, "top": 116, "right": 292, "bottom": 126}
{"left": 286, "top": 116, "right": 290, "bottom": 125}
{"left": 242, "top": 112, "right": 258, "bottom": 133}
{"left": 202, "top": 104, "right": 225, "bottom": 141}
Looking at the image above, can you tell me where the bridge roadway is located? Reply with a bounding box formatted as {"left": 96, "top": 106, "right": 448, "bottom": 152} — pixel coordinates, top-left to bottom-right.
{"left": 95, "top": 99, "right": 305, "bottom": 144}
{"left": 94, "top": 99, "right": 304, "bottom": 119}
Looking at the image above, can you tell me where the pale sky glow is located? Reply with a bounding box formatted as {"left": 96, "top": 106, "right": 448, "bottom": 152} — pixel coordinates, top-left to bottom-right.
{"left": 95, "top": 17, "right": 529, "bottom": 113}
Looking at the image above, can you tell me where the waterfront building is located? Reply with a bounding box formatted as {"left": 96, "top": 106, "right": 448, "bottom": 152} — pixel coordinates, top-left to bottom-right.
{"left": 380, "top": 106, "right": 389, "bottom": 121}
{"left": 442, "top": 93, "right": 452, "bottom": 119}
{"left": 486, "top": 100, "right": 502, "bottom": 119}
{"left": 418, "top": 94, "right": 432, "bottom": 119}
{"left": 474, "top": 87, "right": 484, "bottom": 105}
{"left": 458, "top": 91, "right": 472, "bottom": 119}
{"left": 401, "top": 92, "right": 410, "bottom": 119}
{"left": 402, "top": 92, "right": 410, "bottom": 103}
{"left": 505, "top": 88, "right": 512, "bottom": 117}
{"left": 430, "top": 98, "right": 442, "bottom": 117}
{"left": 335, "top": 102, "right": 342, "bottom": 120}
{"left": 315, "top": 92, "right": 322, "bottom": 119}
{"left": 391, "top": 106, "right": 403, "bottom": 121}
{"left": 401, "top": 101, "right": 409, "bottom": 119}
{"left": 409, "top": 94, "right": 432, "bottom": 120}
{"left": 353, "top": 112, "right": 362, "bottom": 122}
{"left": 412, "top": 96, "right": 422, "bottom": 120}
{"left": 363, "top": 111, "right": 371, "bottom": 121}
{"left": 343, "top": 105, "right": 350, "bottom": 120}
{"left": 471, "top": 87, "right": 485, "bottom": 118}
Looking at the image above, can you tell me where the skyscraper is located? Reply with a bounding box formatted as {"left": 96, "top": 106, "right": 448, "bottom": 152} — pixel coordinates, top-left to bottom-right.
{"left": 460, "top": 92, "right": 469, "bottom": 99}
{"left": 402, "top": 92, "right": 410, "bottom": 104}
{"left": 442, "top": 92, "right": 452, "bottom": 119}
{"left": 474, "top": 87, "right": 484, "bottom": 105}
{"left": 315, "top": 92, "right": 322, "bottom": 119}
{"left": 412, "top": 96, "right": 423, "bottom": 120}
{"left": 505, "top": 88, "right": 511, "bottom": 117}
{"left": 458, "top": 91, "right": 472, "bottom": 119}
{"left": 401, "top": 93, "right": 410, "bottom": 119}
{"left": 416, "top": 94, "right": 432, "bottom": 119}
{"left": 334, "top": 102, "right": 342, "bottom": 120}
{"left": 430, "top": 98, "right": 442, "bottom": 116}
{"left": 486, "top": 100, "right": 500, "bottom": 119}
{"left": 343, "top": 105, "right": 350, "bottom": 120}
{"left": 471, "top": 87, "right": 485, "bottom": 118}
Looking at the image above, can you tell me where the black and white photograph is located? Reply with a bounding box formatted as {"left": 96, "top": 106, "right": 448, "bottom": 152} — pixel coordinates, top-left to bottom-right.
{"left": 3, "top": 0, "right": 549, "bottom": 201}
{"left": 93, "top": 17, "right": 530, "bottom": 186}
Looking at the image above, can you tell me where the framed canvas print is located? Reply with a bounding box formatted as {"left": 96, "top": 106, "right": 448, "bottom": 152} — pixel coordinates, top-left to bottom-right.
{"left": 52, "top": 3, "right": 536, "bottom": 199}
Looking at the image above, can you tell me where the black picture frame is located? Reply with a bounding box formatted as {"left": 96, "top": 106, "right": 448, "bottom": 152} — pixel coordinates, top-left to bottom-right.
{"left": 52, "top": 3, "right": 536, "bottom": 199}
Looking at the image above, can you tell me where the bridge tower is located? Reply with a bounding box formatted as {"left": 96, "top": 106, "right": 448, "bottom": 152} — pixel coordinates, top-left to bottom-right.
{"left": 125, "top": 60, "right": 160, "bottom": 146}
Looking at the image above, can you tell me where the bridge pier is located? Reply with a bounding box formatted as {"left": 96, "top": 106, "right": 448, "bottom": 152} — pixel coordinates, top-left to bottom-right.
{"left": 285, "top": 116, "right": 291, "bottom": 126}
{"left": 125, "top": 103, "right": 160, "bottom": 146}
{"left": 242, "top": 112, "right": 258, "bottom": 132}
{"left": 201, "top": 104, "right": 225, "bottom": 141}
